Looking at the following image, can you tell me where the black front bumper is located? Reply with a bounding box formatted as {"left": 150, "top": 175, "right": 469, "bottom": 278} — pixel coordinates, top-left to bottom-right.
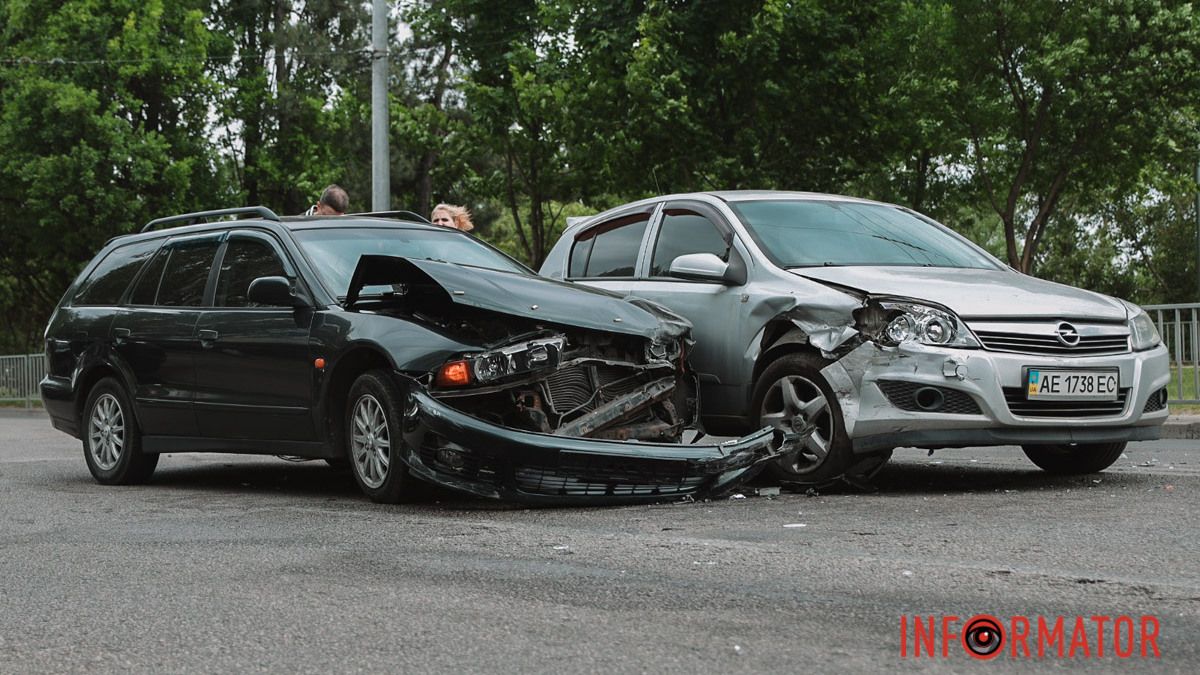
{"left": 399, "top": 386, "right": 785, "bottom": 505}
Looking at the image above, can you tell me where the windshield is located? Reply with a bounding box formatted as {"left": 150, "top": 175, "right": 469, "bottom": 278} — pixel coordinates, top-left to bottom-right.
{"left": 294, "top": 226, "right": 530, "bottom": 297}
{"left": 729, "top": 200, "right": 1002, "bottom": 269}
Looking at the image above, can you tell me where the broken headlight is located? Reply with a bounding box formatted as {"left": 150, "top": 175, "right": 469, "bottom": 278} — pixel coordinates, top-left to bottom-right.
{"left": 645, "top": 338, "right": 682, "bottom": 364}
{"left": 864, "top": 300, "right": 980, "bottom": 348}
{"left": 436, "top": 335, "right": 567, "bottom": 387}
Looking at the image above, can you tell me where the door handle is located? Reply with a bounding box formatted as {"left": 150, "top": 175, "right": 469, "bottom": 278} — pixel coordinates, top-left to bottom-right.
{"left": 113, "top": 327, "right": 131, "bottom": 344}
{"left": 198, "top": 329, "right": 219, "bottom": 347}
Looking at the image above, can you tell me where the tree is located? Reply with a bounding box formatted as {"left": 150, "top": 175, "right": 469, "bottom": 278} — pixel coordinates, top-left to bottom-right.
{"left": 0, "top": 0, "right": 221, "bottom": 351}
{"left": 920, "top": 0, "right": 1200, "bottom": 273}
{"left": 209, "top": 0, "right": 370, "bottom": 214}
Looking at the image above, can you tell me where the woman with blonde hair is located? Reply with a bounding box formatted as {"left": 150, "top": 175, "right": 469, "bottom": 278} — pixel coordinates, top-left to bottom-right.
{"left": 430, "top": 203, "right": 475, "bottom": 232}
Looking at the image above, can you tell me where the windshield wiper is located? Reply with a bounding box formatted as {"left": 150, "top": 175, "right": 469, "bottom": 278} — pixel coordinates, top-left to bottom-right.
{"left": 871, "top": 233, "right": 931, "bottom": 254}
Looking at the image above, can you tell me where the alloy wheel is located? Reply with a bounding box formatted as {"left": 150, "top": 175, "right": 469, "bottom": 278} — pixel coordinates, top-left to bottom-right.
{"left": 88, "top": 393, "right": 125, "bottom": 471}
{"left": 759, "top": 374, "right": 834, "bottom": 475}
{"left": 350, "top": 394, "right": 390, "bottom": 489}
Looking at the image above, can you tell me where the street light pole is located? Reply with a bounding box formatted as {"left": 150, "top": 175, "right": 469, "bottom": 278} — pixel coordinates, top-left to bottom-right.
{"left": 371, "top": 0, "right": 389, "bottom": 212}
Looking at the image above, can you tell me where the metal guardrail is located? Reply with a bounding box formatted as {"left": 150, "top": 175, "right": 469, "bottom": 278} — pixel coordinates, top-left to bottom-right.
{"left": 2, "top": 304, "right": 1198, "bottom": 409}
{"left": 1144, "top": 303, "right": 1200, "bottom": 405}
{"left": 0, "top": 353, "right": 46, "bottom": 410}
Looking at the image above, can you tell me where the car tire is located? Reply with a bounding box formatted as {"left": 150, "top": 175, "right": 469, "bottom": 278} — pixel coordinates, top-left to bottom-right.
{"left": 346, "top": 370, "right": 418, "bottom": 503}
{"left": 81, "top": 377, "right": 159, "bottom": 485}
{"left": 752, "top": 352, "right": 872, "bottom": 485}
{"left": 1021, "top": 442, "right": 1127, "bottom": 475}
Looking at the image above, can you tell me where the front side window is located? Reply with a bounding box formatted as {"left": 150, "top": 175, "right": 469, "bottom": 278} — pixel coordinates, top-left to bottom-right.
{"left": 73, "top": 239, "right": 161, "bottom": 306}
{"left": 649, "top": 208, "right": 730, "bottom": 276}
{"left": 569, "top": 213, "right": 649, "bottom": 278}
{"left": 156, "top": 237, "right": 221, "bottom": 307}
{"left": 215, "top": 238, "right": 288, "bottom": 307}
{"left": 729, "top": 200, "right": 1002, "bottom": 269}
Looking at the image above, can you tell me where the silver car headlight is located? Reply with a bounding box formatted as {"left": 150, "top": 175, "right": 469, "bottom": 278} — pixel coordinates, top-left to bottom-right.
{"left": 1128, "top": 308, "right": 1162, "bottom": 351}
{"left": 870, "top": 301, "right": 980, "bottom": 348}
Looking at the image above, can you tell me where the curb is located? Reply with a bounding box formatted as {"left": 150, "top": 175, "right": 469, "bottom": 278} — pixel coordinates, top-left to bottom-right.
{"left": 1161, "top": 416, "right": 1200, "bottom": 440}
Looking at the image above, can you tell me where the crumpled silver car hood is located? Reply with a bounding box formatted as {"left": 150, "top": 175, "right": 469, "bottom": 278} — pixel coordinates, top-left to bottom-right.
{"left": 793, "top": 266, "right": 1129, "bottom": 321}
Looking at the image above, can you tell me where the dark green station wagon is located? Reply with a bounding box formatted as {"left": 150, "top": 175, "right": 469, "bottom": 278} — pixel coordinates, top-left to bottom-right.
{"left": 40, "top": 207, "right": 783, "bottom": 504}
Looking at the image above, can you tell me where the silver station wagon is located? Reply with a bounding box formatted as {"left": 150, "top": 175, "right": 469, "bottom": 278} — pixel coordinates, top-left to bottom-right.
{"left": 540, "top": 191, "right": 1170, "bottom": 484}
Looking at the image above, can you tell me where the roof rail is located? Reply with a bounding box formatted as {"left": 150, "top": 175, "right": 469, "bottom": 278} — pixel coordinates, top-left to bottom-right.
{"left": 140, "top": 206, "right": 280, "bottom": 233}
{"left": 348, "top": 210, "right": 433, "bottom": 224}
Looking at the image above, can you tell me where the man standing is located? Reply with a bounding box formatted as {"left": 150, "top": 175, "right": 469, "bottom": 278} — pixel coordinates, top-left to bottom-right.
{"left": 311, "top": 184, "right": 349, "bottom": 215}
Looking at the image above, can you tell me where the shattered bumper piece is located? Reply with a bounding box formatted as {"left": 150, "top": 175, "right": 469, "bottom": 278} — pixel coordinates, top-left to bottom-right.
{"left": 398, "top": 384, "right": 786, "bottom": 505}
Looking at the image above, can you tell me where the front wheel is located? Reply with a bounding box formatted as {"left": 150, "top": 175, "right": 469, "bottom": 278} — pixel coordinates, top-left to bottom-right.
{"left": 1021, "top": 442, "right": 1127, "bottom": 475}
{"left": 752, "top": 353, "right": 872, "bottom": 485}
{"left": 345, "top": 370, "right": 419, "bottom": 503}
{"left": 82, "top": 378, "right": 158, "bottom": 485}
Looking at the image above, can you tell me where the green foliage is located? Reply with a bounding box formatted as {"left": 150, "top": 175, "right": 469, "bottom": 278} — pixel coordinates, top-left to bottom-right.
{"left": 2, "top": 0, "right": 1200, "bottom": 353}
{"left": 0, "top": 0, "right": 222, "bottom": 350}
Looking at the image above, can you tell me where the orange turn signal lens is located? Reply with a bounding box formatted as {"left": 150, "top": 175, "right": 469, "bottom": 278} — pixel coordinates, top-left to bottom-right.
{"left": 436, "top": 360, "right": 472, "bottom": 387}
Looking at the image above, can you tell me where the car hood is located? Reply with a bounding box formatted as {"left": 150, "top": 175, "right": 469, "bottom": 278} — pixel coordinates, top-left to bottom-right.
{"left": 792, "top": 266, "right": 1130, "bottom": 321}
{"left": 345, "top": 255, "right": 691, "bottom": 340}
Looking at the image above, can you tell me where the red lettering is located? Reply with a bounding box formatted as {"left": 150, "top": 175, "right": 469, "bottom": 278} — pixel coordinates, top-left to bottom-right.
{"left": 1069, "top": 616, "right": 1091, "bottom": 658}
{"left": 1114, "top": 616, "right": 1135, "bottom": 658}
{"left": 1141, "top": 616, "right": 1160, "bottom": 658}
{"left": 900, "top": 616, "right": 907, "bottom": 657}
{"left": 1038, "top": 616, "right": 1065, "bottom": 658}
{"left": 1090, "top": 616, "right": 1109, "bottom": 657}
{"left": 941, "top": 615, "right": 959, "bottom": 658}
{"left": 913, "top": 616, "right": 936, "bottom": 658}
{"left": 1010, "top": 616, "right": 1030, "bottom": 658}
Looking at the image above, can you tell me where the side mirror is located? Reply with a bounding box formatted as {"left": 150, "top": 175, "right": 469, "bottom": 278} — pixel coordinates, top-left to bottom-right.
{"left": 247, "top": 276, "right": 305, "bottom": 307}
{"left": 669, "top": 253, "right": 735, "bottom": 284}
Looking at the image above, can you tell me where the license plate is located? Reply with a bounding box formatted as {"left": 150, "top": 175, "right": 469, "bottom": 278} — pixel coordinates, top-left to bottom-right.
{"left": 1026, "top": 368, "right": 1119, "bottom": 401}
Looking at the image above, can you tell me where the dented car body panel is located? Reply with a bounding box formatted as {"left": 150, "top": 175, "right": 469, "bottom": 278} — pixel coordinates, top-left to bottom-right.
{"left": 42, "top": 215, "right": 783, "bottom": 503}
{"left": 541, "top": 191, "right": 1169, "bottom": 478}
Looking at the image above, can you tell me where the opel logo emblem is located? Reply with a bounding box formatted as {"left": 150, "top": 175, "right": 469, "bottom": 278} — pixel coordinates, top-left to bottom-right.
{"left": 1055, "top": 322, "right": 1081, "bottom": 347}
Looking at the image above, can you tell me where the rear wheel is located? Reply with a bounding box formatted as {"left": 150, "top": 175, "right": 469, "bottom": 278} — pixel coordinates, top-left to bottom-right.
{"left": 82, "top": 378, "right": 158, "bottom": 485}
{"left": 1021, "top": 442, "right": 1127, "bottom": 475}
{"left": 752, "top": 353, "right": 883, "bottom": 485}
{"left": 346, "top": 370, "right": 418, "bottom": 503}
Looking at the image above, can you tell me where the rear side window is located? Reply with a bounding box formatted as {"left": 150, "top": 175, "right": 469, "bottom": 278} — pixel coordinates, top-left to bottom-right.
{"left": 215, "top": 237, "right": 288, "bottom": 307}
{"left": 569, "top": 213, "right": 650, "bottom": 278}
{"left": 72, "top": 239, "right": 161, "bottom": 306}
{"left": 128, "top": 249, "right": 169, "bottom": 305}
{"left": 650, "top": 208, "right": 731, "bottom": 276}
{"left": 156, "top": 238, "right": 221, "bottom": 307}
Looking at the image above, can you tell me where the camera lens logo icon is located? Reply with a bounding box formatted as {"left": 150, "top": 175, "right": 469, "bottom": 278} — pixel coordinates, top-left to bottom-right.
{"left": 962, "top": 615, "right": 1005, "bottom": 659}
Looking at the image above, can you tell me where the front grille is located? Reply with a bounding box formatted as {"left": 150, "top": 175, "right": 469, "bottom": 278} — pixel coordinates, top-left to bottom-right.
{"left": 973, "top": 330, "right": 1129, "bottom": 356}
{"left": 1143, "top": 388, "right": 1168, "bottom": 413}
{"left": 515, "top": 467, "right": 706, "bottom": 496}
{"left": 876, "top": 380, "right": 982, "bottom": 415}
{"left": 1003, "top": 387, "right": 1129, "bottom": 418}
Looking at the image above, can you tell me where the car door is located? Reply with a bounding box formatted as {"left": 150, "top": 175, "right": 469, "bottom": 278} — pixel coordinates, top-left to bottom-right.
{"left": 112, "top": 233, "right": 223, "bottom": 437}
{"left": 192, "top": 230, "right": 317, "bottom": 441}
{"left": 562, "top": 205, "right": 657, "bottom": 296}
{"left": 618, "top": 201, "right": 757, "bottom": 417}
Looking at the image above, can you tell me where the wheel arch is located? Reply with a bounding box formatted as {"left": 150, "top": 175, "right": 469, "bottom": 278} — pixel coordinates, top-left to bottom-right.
{"left": 321, "top": 346, "right": 399, "bottom": 455}
{"left": 752, "top": 324, "right": 823, "bottom": 391}
{"left": 74, "top": 358, "right": 141, "bottom": 432}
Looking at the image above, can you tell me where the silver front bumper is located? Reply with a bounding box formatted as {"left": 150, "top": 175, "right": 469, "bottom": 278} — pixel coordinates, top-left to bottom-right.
{"left": 822, "top": 341, "right": 1171, "bottom": 453}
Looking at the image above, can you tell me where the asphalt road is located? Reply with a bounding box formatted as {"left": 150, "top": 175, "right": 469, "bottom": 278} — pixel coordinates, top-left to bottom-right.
{"left": 1, "top": 410, "right": 1197, "bottom": 673}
